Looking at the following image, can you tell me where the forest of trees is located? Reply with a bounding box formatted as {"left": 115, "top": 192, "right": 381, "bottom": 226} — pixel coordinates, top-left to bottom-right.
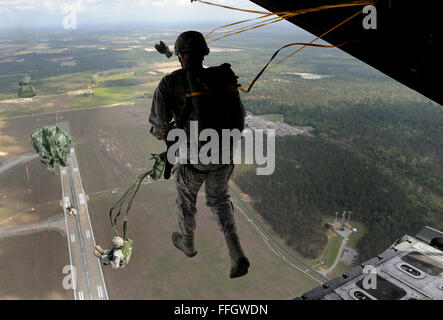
{"left": 234, "top": 135, "right": 428, "bottom": 261}
{"left": 244, "top": 98, "right": 443, "bottom": 197}
{"left": 234, "top": 98, "right": 442, "bottom": 262}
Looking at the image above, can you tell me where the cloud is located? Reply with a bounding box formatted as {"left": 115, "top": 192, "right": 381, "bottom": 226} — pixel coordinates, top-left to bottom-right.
{"left": 0, "top": 0, "right": 269, "bottom": 27}
{"left": 1, "top": 0, "right": 262, "bottom": 12}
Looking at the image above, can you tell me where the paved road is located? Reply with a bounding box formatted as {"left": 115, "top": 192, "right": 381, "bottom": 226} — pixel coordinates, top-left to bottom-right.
{"left": 0, "top": 153, "right": 39, "bottom": 174}
{"left": 0, "top": 200, "right": 60, "bottom": 226}
{"left": 58, "top": 121, "right": 108, "bottom": 300}
{"left": 0, "top": 213, "right": 65, "bottom": 239}
{"left": 229, "top": 185, "right": 328, "bottom": 284}
{"left": 1, "top": 102, "right": 134, "bottom": 121}
{"left": 322, "top": 236, "right": 348, "bottom": 276}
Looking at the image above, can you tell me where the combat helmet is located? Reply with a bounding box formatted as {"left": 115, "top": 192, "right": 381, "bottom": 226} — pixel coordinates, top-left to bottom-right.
{"left": 112, "top": 236, "right": 124, "bottom": 248}
{"left": 174, "top": 31, "right": 210, "bottom": 57}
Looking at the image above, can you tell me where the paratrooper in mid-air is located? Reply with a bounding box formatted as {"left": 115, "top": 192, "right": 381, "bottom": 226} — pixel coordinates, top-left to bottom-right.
{"left": 149, "top": 31, "right": 250, "bottom": 279}
{"left": 94, "top": 236, "right": 127, "bottom": 269}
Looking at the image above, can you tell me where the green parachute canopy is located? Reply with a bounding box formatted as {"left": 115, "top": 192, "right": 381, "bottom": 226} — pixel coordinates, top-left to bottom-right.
{"left": 31, "top": 125, "right": 71, "bottom": 172}
{"left": 18, "top": 76, "right": 36, "bottom": 98}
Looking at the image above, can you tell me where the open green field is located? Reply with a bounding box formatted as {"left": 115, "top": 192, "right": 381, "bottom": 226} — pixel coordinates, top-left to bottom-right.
{"left": 327, "top": 261, "right": 354, "bottom": 279}
{"left": 260, "top": 114, "right": 283, "bottom": 122}
{"left": 66, "top": 87, "right": 140, "bottom": 108}
{"left": 0, "top": 93, "right": 14, "bottom": 100}
{"left": 319, "top": 230, "right": 342, "bottom": 270}
{"left": 0, "top": 231, "right": 72, "bottom": 299}
{"left": 346, "top": 221, "right": 367, "bottom": 250}
{"left": 0, "top": 161, "right": 61, "bottom": 227}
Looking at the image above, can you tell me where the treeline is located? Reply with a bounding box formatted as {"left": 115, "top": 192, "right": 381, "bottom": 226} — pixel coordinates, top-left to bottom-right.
{"left": 243, "top": 99, "right": 443, "bottom": 201}
{"left": 97, "top": 78, "right": 146, "bottom": 87}
{"left": 0, "top": 48, "right": 135, "bottom": 94}
{"left": 234, "top": 97, "right": 443, "bottom": 261}
{"left": 233, "top": 135, "right": 427, "bottom": 261}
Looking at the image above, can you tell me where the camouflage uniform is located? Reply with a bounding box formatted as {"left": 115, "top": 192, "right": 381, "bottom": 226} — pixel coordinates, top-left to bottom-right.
{"left": 174, "top": 163, "right": 236, "bottom": 237}
{"left": 149, "top": 31, "right": 249, "bottom": 278}
{"left": 149, "top": 69, "right": 240, "bottom": 237}
{"left": 149, "top": 64, "right": 249, "bottom": 278}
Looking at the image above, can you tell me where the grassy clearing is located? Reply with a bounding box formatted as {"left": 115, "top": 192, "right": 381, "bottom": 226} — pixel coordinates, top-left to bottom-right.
{"left": 0, "top": 95, "right": 68, "bottom": 119}
{"left": 0, "top": 121, "right": 27, "bottom": 155}
{"left": 320, "top": 230, "right": 342, "bottom": 269}
{"left": 41, "top": 71, "right": 93, "bottom": 83}
{"left": 132, "top": 81, "right": 161, "bottom": 92}
{"left": 346, "top": 221, "right": 367, "bottom": 250}
{"left": 93, "top": 86, "right": 138, "bottom": 101}
{"left": 36, "top": 72, "right": 94, "bottom": 94}
{"left": 0, "top": 113, "right": 62, "bottom": 223}
{"left": 66, "top": 86, "right": 140, "bottom": 108}
{"left": 327, "top": 261, "right": 354, "bottom": 279}
{"left": 260, "top": 113, "right": 283, "bottom": 122}
{"left": 94, "top": 72, "right": 133, "bottom": 82}
{"left": 0, "top": 93, "right": 15, "bottom": 100}
{"left": 0, "top": 232, "right": 72, "bottom": 299}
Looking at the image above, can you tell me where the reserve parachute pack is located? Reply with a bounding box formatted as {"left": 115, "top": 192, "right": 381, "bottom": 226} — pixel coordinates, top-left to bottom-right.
{"left": 121, "top": 238, "right": 134, "bottom": 265}
{"left": 185, "top": 63, "right": 245, "bottom": 134}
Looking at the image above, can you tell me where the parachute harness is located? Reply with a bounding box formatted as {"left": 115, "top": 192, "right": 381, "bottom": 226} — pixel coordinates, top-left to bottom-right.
{"left": 191, "top": 0, "right": 374, "bottom": 93}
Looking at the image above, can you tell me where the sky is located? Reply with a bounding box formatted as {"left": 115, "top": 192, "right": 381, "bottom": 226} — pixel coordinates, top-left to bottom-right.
{"left": 0, "top": 0, "right": 278, "bottom": 30}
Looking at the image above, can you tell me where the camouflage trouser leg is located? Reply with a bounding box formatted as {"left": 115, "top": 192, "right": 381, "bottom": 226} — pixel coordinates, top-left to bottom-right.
{"left": 204, "top": 165, "right": 237, "bottom": 236}
{"left": 174, "top": 164, "right": 236, "bottom": 237}
{"left": 175, "top": 164, "right": 205, "bottom": 236}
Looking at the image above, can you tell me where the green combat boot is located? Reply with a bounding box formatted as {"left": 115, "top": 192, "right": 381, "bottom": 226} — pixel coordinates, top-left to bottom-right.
{"left": 171, "top": 232, "right": 197, "bottom": 257}
{"left": 225, "top": 233, "right": 250, "bottom": 279}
